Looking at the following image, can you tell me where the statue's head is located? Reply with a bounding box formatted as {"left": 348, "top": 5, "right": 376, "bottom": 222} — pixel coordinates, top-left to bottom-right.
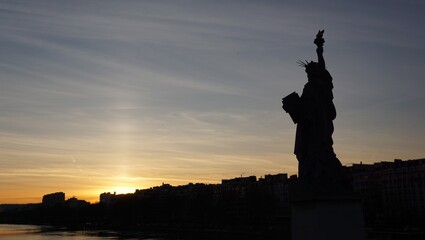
{"left": 297, "top": 60, "right": 331, "bottom": 84}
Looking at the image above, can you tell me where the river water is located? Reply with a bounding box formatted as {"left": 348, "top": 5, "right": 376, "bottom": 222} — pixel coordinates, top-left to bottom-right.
{"left": 0, "top": 224, "right": 164, "bottom": 240}
{"left": 0, "top": 224, "right": 276, "bottom": 240}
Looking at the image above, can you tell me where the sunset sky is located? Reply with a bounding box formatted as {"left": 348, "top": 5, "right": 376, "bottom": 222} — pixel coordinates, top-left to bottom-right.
{"left": 1, "top": 0, "right": 424, "bottom": 203}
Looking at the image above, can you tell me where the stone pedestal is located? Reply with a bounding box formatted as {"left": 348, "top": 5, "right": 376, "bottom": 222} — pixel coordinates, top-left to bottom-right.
{"left": 291, "top": 196, "right": 366, "bottom": 240}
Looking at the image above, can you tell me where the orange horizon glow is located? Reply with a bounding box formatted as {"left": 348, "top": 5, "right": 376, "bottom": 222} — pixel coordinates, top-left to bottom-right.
{"left": 0, "top": 177, "right": 227, "bottom": 204}
{"left": 0, "top": 166, "right": 300, "bottom": 204}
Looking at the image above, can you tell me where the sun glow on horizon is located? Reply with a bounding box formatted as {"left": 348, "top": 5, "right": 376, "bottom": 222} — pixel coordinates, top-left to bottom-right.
{"left": 111, "top": 186, "right": 136, "bottom": 195}
{"left": 94, "top": 175, "right": 147, "bottom": 195}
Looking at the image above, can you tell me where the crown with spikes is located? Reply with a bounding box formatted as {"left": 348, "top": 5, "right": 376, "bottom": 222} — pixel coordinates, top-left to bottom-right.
{"left": 297, "top": 60, "right": 312, "bottom": 68}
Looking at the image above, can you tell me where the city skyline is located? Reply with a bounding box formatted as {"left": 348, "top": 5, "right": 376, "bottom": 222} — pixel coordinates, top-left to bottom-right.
{"left": 1, "top": 157, "right": 422, "bottom": 205}
{"left": 1, "top": 0, "right": 424, "bottom": 203}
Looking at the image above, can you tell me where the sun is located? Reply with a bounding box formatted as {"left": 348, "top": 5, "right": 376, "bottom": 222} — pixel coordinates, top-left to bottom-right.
{"left": 113, "top": 186, "right": 135, "bottom": 194}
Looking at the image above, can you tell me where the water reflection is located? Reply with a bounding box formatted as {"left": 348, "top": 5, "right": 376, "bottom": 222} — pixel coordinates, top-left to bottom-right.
{"left": 0, "top": 224, "right": 39, "bottom": 237}
{"left": 0, "top": 224, "right": 156, "bottom": 240}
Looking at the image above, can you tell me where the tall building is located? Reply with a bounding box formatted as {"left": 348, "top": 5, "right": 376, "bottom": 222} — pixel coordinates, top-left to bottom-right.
{"left": 99, "top": 192, "right": 116, "bottom": 205}
{"left": 42, "top": 192, "right": 65, "bottom": 206}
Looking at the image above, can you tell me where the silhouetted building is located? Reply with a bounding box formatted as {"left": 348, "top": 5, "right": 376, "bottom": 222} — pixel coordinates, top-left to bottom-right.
{"left": 259, "top": 174, "right": 292, "bottom": 221}
{"left": 218, "top": 176, "right": 257, "bottom": 222}
{"left": 221, "top": 175, "right": 257, "bottom": 185}
{"left": 0, "top": 204, "right": 26, "bottom": 212}
{"left": 42, "top": 192, "right": 65, "bottom": 206}
{"left": 345, "top": 158, "right": 425, "bottom": 229}
{"left": 66, "top": 197, "right": 90, "bottom": 208}
{"left": 99, "top": 192, "right": 116, "bottom": 205}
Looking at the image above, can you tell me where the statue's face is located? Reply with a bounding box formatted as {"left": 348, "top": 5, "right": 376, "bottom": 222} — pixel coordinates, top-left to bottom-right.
{"left": 305, "top": 62, "right": 321, "bottom": 78}
{"left": 305, "top": 62, "right": 329, "bottom": 85}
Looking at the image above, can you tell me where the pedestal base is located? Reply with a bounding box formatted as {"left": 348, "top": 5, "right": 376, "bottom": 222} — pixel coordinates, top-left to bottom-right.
{"left": 291, "top": 196, "right": 366, "bottom": 240}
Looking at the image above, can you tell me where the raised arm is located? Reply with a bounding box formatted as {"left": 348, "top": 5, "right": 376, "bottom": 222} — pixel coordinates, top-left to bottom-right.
{"left": 314, "top": 30, "right": 325, "bottom": 68}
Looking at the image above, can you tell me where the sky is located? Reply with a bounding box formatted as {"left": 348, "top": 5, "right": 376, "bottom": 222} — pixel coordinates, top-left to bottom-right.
{"left": 0, "top": 0, "right": 424, "bottom": 203}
